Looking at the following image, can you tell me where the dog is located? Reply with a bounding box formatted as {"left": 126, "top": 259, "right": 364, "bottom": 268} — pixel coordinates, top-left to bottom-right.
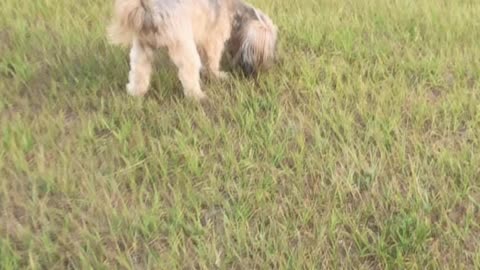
{"left": 108, "top": 0, "right": 278, "bottom": 100}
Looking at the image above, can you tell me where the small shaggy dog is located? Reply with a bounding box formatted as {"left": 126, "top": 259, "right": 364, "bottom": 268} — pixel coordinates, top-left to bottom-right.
{"left": 108, "top": 0, "right": 278, "bottom": 100}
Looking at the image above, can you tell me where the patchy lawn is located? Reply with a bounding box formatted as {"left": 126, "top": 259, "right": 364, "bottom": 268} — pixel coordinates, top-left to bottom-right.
{"left": 1, "top": 0, "right": 479, "bottom": 268}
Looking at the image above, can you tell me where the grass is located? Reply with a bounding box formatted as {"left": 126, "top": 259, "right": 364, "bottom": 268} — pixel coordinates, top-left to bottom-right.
{"left": 1, "top": 0, "right": 479, "bottom": 268}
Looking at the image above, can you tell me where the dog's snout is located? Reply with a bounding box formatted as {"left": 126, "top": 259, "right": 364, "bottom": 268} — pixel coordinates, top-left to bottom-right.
{"left": 241, "top": 61, "right": 255, "bottom": 76}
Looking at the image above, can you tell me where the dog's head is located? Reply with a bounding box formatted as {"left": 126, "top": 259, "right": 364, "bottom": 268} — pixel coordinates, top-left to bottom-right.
{"left": 228, "top": 3, "right": 278, "bottom": 76}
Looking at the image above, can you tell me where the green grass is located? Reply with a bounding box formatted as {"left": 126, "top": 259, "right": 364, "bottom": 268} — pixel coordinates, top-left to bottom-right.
{"left": 1, "top": 0, "right": 479, "bottom": 268}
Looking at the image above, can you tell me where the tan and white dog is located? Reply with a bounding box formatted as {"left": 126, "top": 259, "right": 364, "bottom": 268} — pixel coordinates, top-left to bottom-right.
{"left": 108, "top": 0, "right": 278, "bottom": 100}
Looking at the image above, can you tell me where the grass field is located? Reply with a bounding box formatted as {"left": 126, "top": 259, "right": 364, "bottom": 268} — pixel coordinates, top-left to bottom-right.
{"left": 1, "top": 0, "right": 480, "bottom": 268}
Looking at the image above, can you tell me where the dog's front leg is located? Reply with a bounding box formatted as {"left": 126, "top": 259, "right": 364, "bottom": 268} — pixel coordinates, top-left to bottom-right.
{"left": 168, "top": 39, "right": 207, "bottom": 101}
{"left": 126, "top": 38, "right": 153, "bottom": 97}
{"left": 204, "top": 39, "right": 229, "bottom": 80}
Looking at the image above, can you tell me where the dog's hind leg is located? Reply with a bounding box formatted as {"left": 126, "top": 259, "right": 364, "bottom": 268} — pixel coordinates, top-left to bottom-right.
{"left": 126, "top": 38, "right": 153, "bottom": 97}
{"left": 168, "top": 39, "right": 207, "bottom": 101}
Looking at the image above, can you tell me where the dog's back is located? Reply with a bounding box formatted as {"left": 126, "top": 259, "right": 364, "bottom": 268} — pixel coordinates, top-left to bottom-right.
{"left": 108, "top": 0, "right": 234, "bottom": 47}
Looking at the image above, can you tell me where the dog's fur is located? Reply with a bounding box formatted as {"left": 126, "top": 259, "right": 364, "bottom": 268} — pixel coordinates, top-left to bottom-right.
{"left": 108, "top": 0, "right": 277, "bottom": 100}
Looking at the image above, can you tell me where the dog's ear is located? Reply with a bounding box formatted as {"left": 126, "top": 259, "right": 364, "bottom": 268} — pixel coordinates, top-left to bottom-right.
{"left": 228, "top": 5, "right": 277, "bottom": 76}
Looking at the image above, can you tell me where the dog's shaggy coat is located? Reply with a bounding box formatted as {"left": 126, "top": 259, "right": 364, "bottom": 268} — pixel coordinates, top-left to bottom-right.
{"left": 108, "top": 0, "right": 277, "bottom": 100}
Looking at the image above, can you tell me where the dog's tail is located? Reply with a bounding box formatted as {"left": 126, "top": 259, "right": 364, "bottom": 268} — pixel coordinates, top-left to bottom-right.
{"left": 107, "top": 0, "right": 155, "bottom": 46}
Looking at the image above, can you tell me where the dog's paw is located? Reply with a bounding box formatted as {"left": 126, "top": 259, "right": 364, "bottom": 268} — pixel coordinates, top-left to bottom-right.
{"left": 185, "top": 90, "right": 208, "bottom": 101}
{"left": 126, "top": 83, "right": 147, "bottom": 97}
{"left": 215, "top": 71, "right": 229, "bottom": 80}
{"left": 203, "top": 70, "right": 230, "bottom": 81}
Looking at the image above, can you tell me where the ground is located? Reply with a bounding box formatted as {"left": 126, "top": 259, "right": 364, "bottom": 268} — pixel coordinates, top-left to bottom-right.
{"left": 1, "top": 0, "right": 479, "bottom": 269}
